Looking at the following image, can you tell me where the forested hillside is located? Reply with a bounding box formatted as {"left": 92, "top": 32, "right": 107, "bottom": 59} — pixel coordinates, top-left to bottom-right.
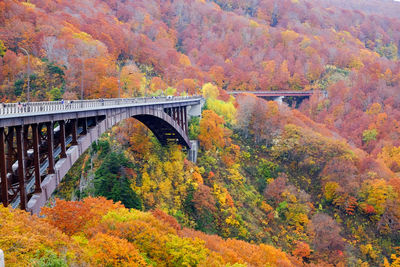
{"left": 1, "top": 0, "right": 400, "bottom": 266}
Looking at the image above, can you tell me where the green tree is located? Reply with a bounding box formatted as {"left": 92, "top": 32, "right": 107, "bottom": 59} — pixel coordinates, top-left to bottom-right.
{"left": 188, "top": 117, "right": 200, "bottom": 139}
{"left": 48, "top": 87, "right": 63, "bottom": 101}
{"left": 362, "top": 128, "right": 378, "bottom": 144}
{"left": 94, "top": 152, "right": 142, "bottom": 210}
{"left": 31, "top": 249, "right": 68, "bottom": 267}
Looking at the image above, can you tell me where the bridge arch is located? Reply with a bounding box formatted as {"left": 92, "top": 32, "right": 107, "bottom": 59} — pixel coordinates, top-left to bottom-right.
{"left": 0, "top": 97, "right": 202, "bottom": 214}
{"left": 133, "top": 113, "right": 190, "bottom": 147}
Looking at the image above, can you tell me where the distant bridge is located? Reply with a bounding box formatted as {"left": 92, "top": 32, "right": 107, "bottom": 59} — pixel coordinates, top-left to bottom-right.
{"left": 227, "top": 90, "right": 326, "bottom": 106}
{"left": 0, "top": 96, "right": 203, "bottom": 214}
{"left": 227, "top": 90, "right": 315, "bottom": 97}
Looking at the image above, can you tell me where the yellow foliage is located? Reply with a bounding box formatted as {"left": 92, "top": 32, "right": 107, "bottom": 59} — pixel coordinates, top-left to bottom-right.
{"left": 366, "top": 103, "right": 382, "bottom": 115}
{"left": 213, "top": 183, "right": 228, "bottom": 206}
{"left": 21, "top": 2, "right": 36, "bottom": 9}
{"left": 359, "top": 179, "right": 395, "bottom": 217}
{"left": 378, "top": 145, "right": 400, "bottom": 172}
{"left": 202, "top": 82, "right": 219, "bottom": 99}
{"left": 391, "top": 254, "right": 400, "bottom": 266}
{"left": 300, "top": 37, "right": 311, "bottom": 49}
{"left": 207, "top": 97, "right": 237, "bottom": 125}
{"left": 227, "top": 166, "right": 245, "bottom": 184}
{"left": 0, "top": 206, "right": 70, "bottom": 266}
{"left": 281, "top": 30, "right": 300, "bottom": 44}
{"left": 360, "top": 244, "right": 378, "bottom": 260}
{"left": 179, "top": 54, "right": 192, "bottom": 66}
{"left": 324, "top": 181, "right": 341, "bottom": 202}
{"left": 304, "top": 46, "right": 317, "bottom": 58}
{"left": 348, "top": 56, "right": 364, "bottom": 70}
{"left": 72, "top": 31, "right": 94, "bottom": 43}
{"left": 249, "top": 20, "right": 259, "bottom": 28}
{"left": 360, "top": 49, "right": 380, "bottom": 61}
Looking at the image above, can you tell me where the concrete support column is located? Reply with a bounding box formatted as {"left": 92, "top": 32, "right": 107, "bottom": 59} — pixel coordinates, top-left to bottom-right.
{"left": 0, "top": 128, "right": 8, "bottom": 207}
{"left": 71, "top": 119, "right": 78, "bottom": 146}
{"left": 32, "top": 124, "right": 41, "bottom": 193}
{"left": 23, "top": 125, "right": 29, "bottom": 158}
{"left": 184, "top": 107, "right": 188, "bottom": 134}
{"left": 6, "top": 127, "right": 14, "bottom": 173}
{"left": 177, "top": 107, "right": 180, "bottom": 124}
{"left": 180, "top": 107, "right": 184, "bottom": 129}
{"left": 59, "top": 121, "right": 67, "bottom": 158}
{"left": 177, "top": 107, "right": 182, "bottom": 128}
{"left": 16, "top": 126, "right": 27, "bottom": 210}
{"left": 46, "top": 122, "right": 55, "bottom": 174}
{"left": 81, "top": 118, "right": 87, "bottom": 135}
{"left": 274, "top": 96, "right": 284, "bottom": 104}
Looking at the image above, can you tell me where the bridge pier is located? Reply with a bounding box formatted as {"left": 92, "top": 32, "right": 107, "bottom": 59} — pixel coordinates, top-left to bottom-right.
{"left": 274, "top": 96, "right": 284, "bottom": 104}
{"left": 16, "top": 126, "right": 27, "bottom": 210}
{"left": 46, "top": 122, "right": 55, "bottom": 174}
{"left": 0, "top": 128, "right": 8, "bottom": 207}
{"left": 0, "top": 249, "right": 4, "bottom": 267}
{"left": 59, "top": 121, "right": 67, "bottom": 159}
{"left": 188, "top": 140, "right": 199, "bottom": 163}
{"left": 32, "top": 124, "right": 41, "bottom": 193}
{"left": 71, "top": 119, "right": 78, "bottom": 146}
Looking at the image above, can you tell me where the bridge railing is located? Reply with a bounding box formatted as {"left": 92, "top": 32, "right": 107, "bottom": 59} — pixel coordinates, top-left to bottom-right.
{"left": 0, "top": 96, "right": 201, "bottom": 116}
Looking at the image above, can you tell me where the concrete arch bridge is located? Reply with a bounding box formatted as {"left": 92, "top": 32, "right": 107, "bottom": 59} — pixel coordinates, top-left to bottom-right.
{"left": 0, "top": 96, "right": 203, "bottom": 214}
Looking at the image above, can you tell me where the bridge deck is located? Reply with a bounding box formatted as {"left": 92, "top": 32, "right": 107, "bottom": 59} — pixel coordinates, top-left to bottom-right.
{"left": 0, "top": 96, "right": 202, "bottom": 127}
{"left": 0, "top": 96, "right": 201, "bottom": 117}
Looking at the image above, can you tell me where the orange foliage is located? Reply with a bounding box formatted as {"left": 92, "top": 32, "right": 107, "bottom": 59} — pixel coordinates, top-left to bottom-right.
{"left": 292, "top": 241, "right": 311, "bottom": 260}
{"left": 180, "top": 228, "right": 294, "bottom": 266}
{"left": 198, "top": 110, "right": 230, "bottom": 151}
{"left": 41, "top": 197, "right": 123, "bottom": 236}
{"left": 85, "top": 233, "right": 147, "bottom": 266}
{"left": 0, "top": 206, "right": 70, "bottom": 266}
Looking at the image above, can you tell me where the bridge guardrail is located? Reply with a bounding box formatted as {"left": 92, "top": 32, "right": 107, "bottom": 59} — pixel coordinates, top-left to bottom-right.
{"left": 0, "top": 96, "right": 202, "bottom": 116}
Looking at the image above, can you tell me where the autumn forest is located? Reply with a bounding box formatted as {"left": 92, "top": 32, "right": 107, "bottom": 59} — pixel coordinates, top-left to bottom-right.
{"left": 1, "top": 0, "right": 400, "bottom": 266}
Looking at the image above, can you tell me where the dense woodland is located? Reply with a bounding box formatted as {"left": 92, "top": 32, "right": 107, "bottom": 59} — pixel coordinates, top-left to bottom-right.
{"left": 1, "top": 0, "right": 400, "bottom": 266}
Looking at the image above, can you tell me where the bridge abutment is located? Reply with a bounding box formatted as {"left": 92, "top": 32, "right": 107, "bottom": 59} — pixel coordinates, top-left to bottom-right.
{"left": 0, "top": 249, "right": 4, "bottom": 267}
{"left": 188, "top": 140, "right": 199, "bottom": 163}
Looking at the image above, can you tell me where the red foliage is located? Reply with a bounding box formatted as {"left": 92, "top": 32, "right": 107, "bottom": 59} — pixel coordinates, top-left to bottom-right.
{"left": 363, "top": 204, "right": 376, "bottom": 215}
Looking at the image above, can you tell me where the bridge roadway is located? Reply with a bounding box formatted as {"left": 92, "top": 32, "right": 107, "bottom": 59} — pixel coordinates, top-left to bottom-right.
{"left": 0, "top": 96, "right": 203, "bottom": 214}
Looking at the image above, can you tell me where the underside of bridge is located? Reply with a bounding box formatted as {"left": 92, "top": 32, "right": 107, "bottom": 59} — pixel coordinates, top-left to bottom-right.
{"left": 259, "top": 95, "right": 310, "bottom": 108}
{"left": 134, "top": 115, "right": 187, "bottom": 146}
{"left": 0, "top": 99, "right": 202, "bottom": 214}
